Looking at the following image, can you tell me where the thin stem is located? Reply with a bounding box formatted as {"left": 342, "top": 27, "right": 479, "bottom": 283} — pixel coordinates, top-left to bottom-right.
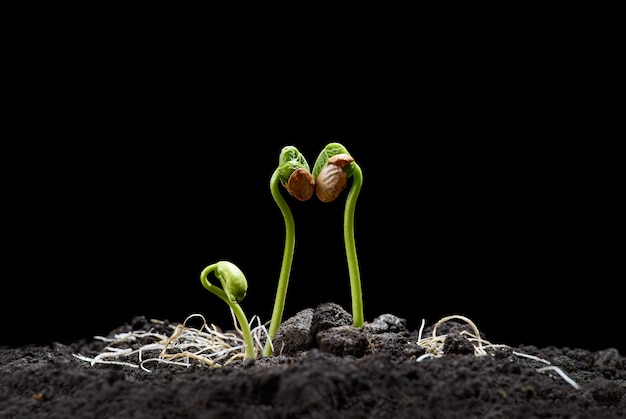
{"left": 263, "top": 169, "right": 296, "bottom": 356}
{"left": 344, "top": 163, "right": 364, "bottom": 328}
{"left": 200, "top": 264, "right": 255, "bottom": 359}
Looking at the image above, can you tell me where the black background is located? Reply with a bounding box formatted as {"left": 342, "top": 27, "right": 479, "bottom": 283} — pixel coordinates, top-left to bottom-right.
{"left": 8, "top": 3, "right": 620, "bottom": 354}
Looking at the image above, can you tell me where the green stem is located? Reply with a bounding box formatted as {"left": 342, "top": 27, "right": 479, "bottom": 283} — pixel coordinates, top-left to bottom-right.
{"left": 263, "top": 169, "right": 296, "bottom": 356}
{"left": 345, "top": 163, "right": 364, "bottom": 328}
{"left": 200, "top": 264, "right": 255, "bottom": 360}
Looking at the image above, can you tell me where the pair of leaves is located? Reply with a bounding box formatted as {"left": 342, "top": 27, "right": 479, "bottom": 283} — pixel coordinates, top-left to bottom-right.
{"left": 278, "top": 143, "right": 355, "bottom": 203}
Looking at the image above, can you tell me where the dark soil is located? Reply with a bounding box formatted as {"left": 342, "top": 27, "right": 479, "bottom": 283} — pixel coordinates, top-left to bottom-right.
{"left": 2, "top": 303, "right": 624, "bottom": 418}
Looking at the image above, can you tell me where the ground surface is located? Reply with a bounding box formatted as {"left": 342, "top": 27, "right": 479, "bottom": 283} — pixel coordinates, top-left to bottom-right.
{"left": 1, "top": 303, "right": 625, "bottom": 418}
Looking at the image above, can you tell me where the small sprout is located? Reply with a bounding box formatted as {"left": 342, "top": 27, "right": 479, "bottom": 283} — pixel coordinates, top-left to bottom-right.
{"left": 312, "top": 143, "right": 365, "bottom": 328}
{"left": 200, "top": 261, "right": 255, "bottom": 359}
{"left": 264, "top": 146, "right": 312, "bottom": 356}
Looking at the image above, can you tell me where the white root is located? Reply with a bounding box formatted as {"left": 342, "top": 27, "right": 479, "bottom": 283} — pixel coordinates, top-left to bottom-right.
{"left": 415, "top": 314, "right": 580, "bottom": 390}
{"left": 73, "top": 311, "right": 269, "bottom": 371}
{"left": 74, "top": 311, "right": 581, "bottom": 390}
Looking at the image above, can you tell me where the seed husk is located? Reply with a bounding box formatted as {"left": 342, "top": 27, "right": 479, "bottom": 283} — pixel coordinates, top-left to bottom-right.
{"left": 284, "top": 167, "right": 315, "bottom": 201}
{"left": 316, "top": 154, "right": 354, "bottom": 203}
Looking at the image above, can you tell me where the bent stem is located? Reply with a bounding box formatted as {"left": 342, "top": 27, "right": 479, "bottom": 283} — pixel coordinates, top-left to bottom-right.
{"left": 313, "top": 143, "right": 364, "bottom": 328}
{"left": 263, "top": 170, "right": 296, "bottom": 356}
{"left": 344, "top": 162, "right": 363, "bottom": 328}
{"left": 200, "top": 262, "right": 255, "bottom": 359}
{"left": 263, "top": 146, "right": 312, "bottom": 357}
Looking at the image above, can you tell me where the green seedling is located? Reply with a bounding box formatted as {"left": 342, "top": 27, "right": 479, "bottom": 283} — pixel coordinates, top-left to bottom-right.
{"left": 263, "top": 146, "right": 315, "bottom": 356}
{"left": 312, "top": 143, "right": 364, "bottom": 328}
{"left": 200, "top": 260, "right": 255, "bottom": 359}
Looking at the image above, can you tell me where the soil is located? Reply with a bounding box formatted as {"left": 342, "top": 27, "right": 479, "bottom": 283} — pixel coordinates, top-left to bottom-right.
{"left": 1, "top": 303, "right": 624, "bottom": 418}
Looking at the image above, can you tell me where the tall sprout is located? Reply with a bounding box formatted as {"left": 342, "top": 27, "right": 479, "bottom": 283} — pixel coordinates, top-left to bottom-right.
{"left": 313, "top": 143, "right": 364, "bottom": 328}
{"left": 263, "top": 146, "right": 314, "bottom": 356}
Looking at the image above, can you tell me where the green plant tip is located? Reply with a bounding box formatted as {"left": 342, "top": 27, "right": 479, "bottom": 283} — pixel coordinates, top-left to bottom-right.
{"left": 312, "top": 142, "right": 354, "bottom": 180}
{"left": 214, "top": 261, "right": 248, "bottom": 303}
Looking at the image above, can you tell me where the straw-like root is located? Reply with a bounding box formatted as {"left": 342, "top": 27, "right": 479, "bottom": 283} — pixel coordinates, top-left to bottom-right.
{"left": 414, "top": 314, "right": 580, "bottom": 390}
{"left": 73, "top": 312, "right": 268, "bottom": 372}
{"left": 73, "top": 312, "right": 580, "bottom": 390}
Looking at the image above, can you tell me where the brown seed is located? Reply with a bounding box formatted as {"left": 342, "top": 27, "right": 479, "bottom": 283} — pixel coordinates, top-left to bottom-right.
{"left": 285, "top": 168, "right": 315, "bottom": 201}
{"left": 315, "top": 153, "right": 355, "bottom": 202}
{"left": 316, "top": 164, "right": 347, "bottom": 203}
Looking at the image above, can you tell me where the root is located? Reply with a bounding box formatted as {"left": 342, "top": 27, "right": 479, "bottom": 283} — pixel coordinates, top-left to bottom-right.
{"left": 73, "top": 312, "right": 269, "bottom": 372}
{"left": 73, "top": 311, "right": 581, "bottom": 390}
{"left": 415, "top": 314, "right": 580, "bottom": 390}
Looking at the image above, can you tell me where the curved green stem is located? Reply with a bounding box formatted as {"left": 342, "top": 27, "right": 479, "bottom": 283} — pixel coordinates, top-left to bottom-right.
{"left": 313, "top": 142, "right": 365, "bottom": 328}
{"left": 200, "top": 264, "right": 255, "bottom": 359}
{"left": 344, "top": 163, "right": 364, "bottom": 328}
{"left": 263, "top": 169, "right": 296, "bottom": 356}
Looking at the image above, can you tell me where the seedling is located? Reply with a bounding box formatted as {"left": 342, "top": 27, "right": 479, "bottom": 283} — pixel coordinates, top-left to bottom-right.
{"left": 312, "top": 143, "right": 364, "bottom": 328}
{"left": 263, "top": 146, "right": 315, "bottom": 356}
{"left": 200, "top": 260, "right": 255, "bottom": 359}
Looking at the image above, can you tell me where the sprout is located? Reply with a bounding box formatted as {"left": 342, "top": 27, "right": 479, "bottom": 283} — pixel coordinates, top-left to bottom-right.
{"left": 200, "top": 261, "right": 255, "bottom": 359}
{"left": 263, "top": 146, "right": 314, "bottom": 356}
{"left": 312, "top": 143, "right": 365, "bottom": 328}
